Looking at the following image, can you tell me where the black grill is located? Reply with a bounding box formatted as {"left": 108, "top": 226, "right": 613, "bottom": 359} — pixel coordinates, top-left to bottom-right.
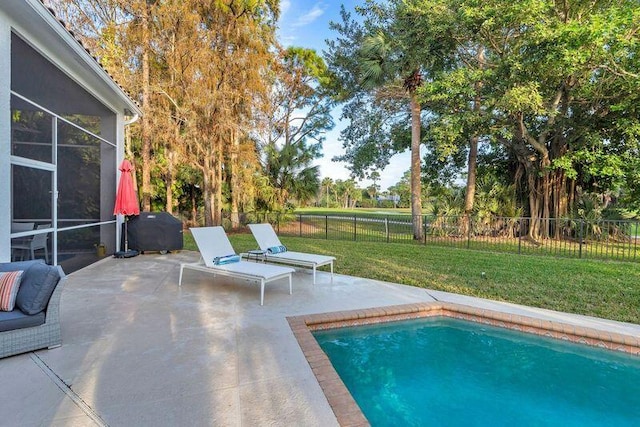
{"left": 125, "top": 212, "right": 183, "bottom": 253}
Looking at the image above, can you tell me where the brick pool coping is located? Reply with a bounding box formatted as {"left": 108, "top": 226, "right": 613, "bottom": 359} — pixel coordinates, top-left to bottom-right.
{"left": 287, "top": 302, "right": 640, "bottom": 427}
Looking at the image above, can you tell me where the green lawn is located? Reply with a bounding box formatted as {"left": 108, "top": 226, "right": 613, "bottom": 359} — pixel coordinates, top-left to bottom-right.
{"left": 295, "top": 207, "right": 412, "bottom": 215}
{"left": 183, "top": 231, "right": 640, "bottom": 324}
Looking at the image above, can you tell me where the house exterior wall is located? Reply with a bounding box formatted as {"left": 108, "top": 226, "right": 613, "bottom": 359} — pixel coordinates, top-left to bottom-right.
{"left": 0, "top": 2, "right": 140, "bottom": 265}
{"left": 0, "top": 10, "right": 11, "bottom": 262}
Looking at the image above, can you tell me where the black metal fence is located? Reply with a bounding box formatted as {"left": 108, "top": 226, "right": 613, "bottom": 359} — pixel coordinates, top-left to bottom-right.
{"left": 219, "top": 212, "right": 640, "bottom": 262}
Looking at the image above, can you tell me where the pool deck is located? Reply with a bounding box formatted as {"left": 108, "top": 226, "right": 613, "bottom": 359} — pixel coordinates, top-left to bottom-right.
{"left": 2, "top": 251, "right": 639, "bottom": 426}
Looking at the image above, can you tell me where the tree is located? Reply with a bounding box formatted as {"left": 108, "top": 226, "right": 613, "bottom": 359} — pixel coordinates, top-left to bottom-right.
{"left": 404, "top": 0, "right": 640, "bottom": 238}
{"left": 327, "top": 2, "right": 453, "bottom": 240}
{"left": 49, "top": 0, "right": 317, "bottom": 223}
{"left": 181, "top": 0, "right": 278, "bottom": 225}
{"left": 51, "top": 0, "right": 189, "bottom": 215}
{"left": 387, "top": 172, "right": 412, "bottom": 208}
{"left": 320, "top": 177, "right": 334, "bottom": 207}
{"left": 335, "top": 179, "right": 361, "bottom": 208}
{"left": 46, "top": 0, "right": 129, "bottom": 74}
{"left": 136, "top": 0, "right": 153, "bottom": 211}
{"left": 263, "top": 141, "right": 321, "bottom": 207}
{"left": 367, "top": 170, "right": 381, "bottom": 202}
{"left": 477, "top": 0, "right": 640, "bottom": 237}
{"left": 258, "top": 47, "right": 334, "bottom": 209}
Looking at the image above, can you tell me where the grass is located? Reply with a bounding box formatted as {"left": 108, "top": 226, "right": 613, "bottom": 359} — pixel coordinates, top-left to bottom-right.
{"left": 277, "top": 213, "right": 640, "bottom": 262}
{"left": 183, "top": 231, "right": 640, "bottom": 324}
{"left": 295, "top": 207, "right": 412, "bottom": 215}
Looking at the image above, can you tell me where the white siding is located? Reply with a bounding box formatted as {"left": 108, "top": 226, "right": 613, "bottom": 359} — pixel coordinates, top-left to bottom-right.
{"left": 0, "top": 10, "right": 12, "bottom": 262}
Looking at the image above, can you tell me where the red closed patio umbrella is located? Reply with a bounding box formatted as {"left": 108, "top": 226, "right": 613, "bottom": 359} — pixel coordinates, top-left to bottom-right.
{"left": 114, "top": 159, "right": 140, "bottom": 257}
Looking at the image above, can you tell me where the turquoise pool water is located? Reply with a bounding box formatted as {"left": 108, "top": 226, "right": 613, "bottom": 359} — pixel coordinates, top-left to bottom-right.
{"left": 314, "top": 318, "right": 640, "bottom": 426}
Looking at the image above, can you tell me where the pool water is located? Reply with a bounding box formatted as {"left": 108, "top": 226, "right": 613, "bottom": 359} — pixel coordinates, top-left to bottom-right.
{"left": 313, "top": 318, "right": 640, "bottom": 426}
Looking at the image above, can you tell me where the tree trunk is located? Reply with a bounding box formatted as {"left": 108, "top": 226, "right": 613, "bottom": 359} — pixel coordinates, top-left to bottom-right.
{"left": 165, "top": 170, "right": 173, "bottom": 214}
{"left": 463, "top": 47, "right": 483, "bottom": 218}
{"left": 410, "top": 92, "right": 423, "bottom": 240}
{"left": 464, "top": 136, "right": 478, "bottom": 215}
{"left": 568, "top": 179, "right": 576, "bottom": 213}
{"left": 528, "top": 177, "right": 539, "bottom": 239}
{"left": 165, "top": 150, "right": 174, "bottom": 214}
{"left": 203, "top": 151, "right": 215, "bottom": 226}
{"left": 191, "top": 186, "right": 197, "bottom": 226}
{"left": 462, "top": 134, "right": 478, "bottom": 236}
{"left": 542, "top": 169, "right": 551, "bottom": 239}
{"left": 230, "top": 129, "right": 240, "bottom": 229}
{"left": 214, "top": 137, "right": 223, "bottom": 225}
{"left": 558, "top": 172, "right": 568, "bottom": 216}
{"left": 140, "top": 2, "right": 152, "bottom": 211}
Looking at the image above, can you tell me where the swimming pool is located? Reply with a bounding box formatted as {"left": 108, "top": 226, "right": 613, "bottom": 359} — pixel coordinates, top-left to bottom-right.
{"left": 314, "top": 317, "right": 640, "bottom": 426}
{"left": 288, "top": 302, "right": 640, "bottom": 426}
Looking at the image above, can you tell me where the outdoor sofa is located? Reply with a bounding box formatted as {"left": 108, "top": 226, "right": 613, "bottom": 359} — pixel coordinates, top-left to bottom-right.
{"left": 0, "top": 259, "right": 66, "bottom": 358}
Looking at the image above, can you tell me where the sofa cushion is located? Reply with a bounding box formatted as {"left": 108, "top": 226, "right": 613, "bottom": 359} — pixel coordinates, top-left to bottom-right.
{"left": 15, "top": 263, "right": 61, "bottom": 315}
{"left": 0, "top": 271, "right": 24, "bottom": 311}
{"left": 0, "top": 259, "right": 45, "bottom": 274}
{"left": 0, "top": 309, "right": 45, "bottom": 332}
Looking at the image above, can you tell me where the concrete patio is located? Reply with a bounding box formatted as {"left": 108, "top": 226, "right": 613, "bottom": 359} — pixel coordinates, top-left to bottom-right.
{"left": 2, "top": 251, "right": 639, "bottom": 426}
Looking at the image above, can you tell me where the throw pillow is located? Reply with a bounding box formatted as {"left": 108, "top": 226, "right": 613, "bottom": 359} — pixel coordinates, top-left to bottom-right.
{"left": 267, "top": 245, "right": 287, "bottom": 254}
{"left": 0, "top": 271, "right": 24, "bottom": 311}
{"left": 15, "top": 263, "right": 60, "bottom": 315}
{"left": 213, "top": 254, "right": 241, "bottom": 265}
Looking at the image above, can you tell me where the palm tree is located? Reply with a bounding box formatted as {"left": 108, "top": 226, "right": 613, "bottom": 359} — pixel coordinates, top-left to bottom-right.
{"left": 335, "top": 179, "right": 360, "bottom": 208}
{"left": 264, "top": 140, "right": 321, "bottom": 207}
{"left": 368, "top": 170, "right": 381, "bottom": 202}
{"left": 359, "top": 31, "right": 423, "bottom": 239}
{"left": 321, "top": 177, "right": 334, "bottom": 207}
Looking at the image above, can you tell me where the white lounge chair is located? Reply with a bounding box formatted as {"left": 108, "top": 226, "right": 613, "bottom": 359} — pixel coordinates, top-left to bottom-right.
{"left": 179, "top": 227, "right": 295, "bottom": 305}
{"left": 247, "top": 223, "right": 335, "bottom": 285}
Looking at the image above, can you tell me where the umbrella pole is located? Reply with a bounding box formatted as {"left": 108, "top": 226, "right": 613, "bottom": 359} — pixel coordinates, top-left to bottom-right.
{"left": 114, "top": 215, "right": 138, "bottom": 258}
{"left": 124, "top": 215, "right": 129, "bottom": 252}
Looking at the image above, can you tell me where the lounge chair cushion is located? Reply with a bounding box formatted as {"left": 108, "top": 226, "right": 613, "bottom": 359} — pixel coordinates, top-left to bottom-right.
{"left": 0, "top": 271, "right": 24, "bottom": 311}
{"left": 267, "top": 245, "right": 287, "bottom": 254}
{"left": 213, "top": 254, "right": 241, "bottom": 265}
{"left": 0, "top": 309, "right": 45, "bottom": 332}
{"left": 15, "top": 262, "right": 61, "bottom": 315}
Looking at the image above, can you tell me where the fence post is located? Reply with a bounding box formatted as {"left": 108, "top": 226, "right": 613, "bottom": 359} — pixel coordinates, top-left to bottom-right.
{"left": 277, "top": 212, "right": 280, "bottom": 235}
{"left": 353, "top": 215, "right": 357, "bottom": 241}
{"left": 299, "top": 214, "right": 302, "bottom": 237}
{"left": 518, "top": 218, "right": 522, "bottom": 255}
{"left": 325, "top": 215, "right": 328, "bottom": 240}
{"left": 635, "top": 220, "right": 638, "bottom": 261}
{"left": 386, "top": 216, "right": 389, "bottom": 243}
{"left": 467, "top": 215, "right": 472, "bottom": 249}
{"left": 423, "top": 215, "right": 427, "bottom": 245}
{"left": 579, "top": 219, "right": 584, "bottom": 259}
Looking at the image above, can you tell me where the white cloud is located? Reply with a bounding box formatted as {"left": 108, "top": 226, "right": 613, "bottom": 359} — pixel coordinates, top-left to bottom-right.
{"left": 279, "top": 34, "right": 297, "bottom": 46}
{"left": 280, "top": 0, "right": 291, "bottom": 16}
{"left": 293, "top": 4, "right": 326, "bottom": 27}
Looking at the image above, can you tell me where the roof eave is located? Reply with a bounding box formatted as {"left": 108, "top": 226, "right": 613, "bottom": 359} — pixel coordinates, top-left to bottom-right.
{"left": 26, "top": 0, "right": 142, "bottom": 117}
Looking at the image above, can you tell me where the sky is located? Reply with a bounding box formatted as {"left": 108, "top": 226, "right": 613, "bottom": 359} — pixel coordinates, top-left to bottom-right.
{"left": 276, "top": 1, "right": 411, "bottom": 191}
